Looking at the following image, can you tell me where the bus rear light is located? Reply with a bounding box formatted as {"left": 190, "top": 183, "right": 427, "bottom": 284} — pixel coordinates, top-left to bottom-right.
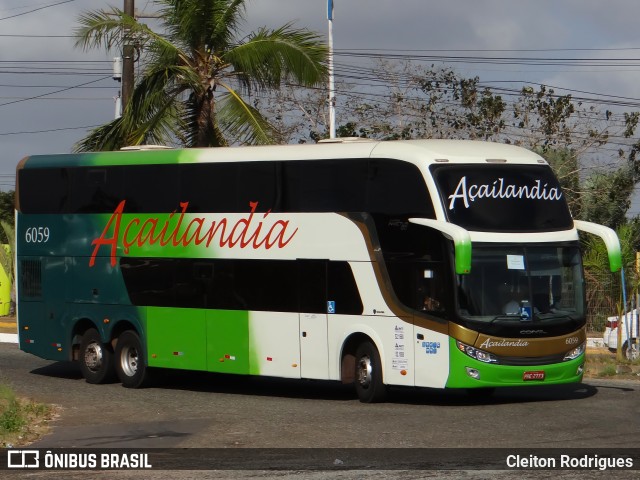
{"left": 606, "top": 319, "right": 618, "bottom": 329}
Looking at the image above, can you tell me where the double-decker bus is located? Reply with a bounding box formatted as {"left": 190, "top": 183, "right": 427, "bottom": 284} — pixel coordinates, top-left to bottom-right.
{"left": 15, "top": 139, "right": 621, "bottom": 402}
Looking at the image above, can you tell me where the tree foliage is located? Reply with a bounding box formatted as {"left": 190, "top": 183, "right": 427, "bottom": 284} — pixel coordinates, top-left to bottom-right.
{"left": 74, "top": 0, "right": 328, "bottom": 151}
{"left": 0, "top": 191, "right": 14, "bottom": 245}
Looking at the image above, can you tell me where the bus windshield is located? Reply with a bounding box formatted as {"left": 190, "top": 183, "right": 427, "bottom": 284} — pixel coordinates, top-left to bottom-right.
{"left": 456, "top": 244, "right": 584, "bottom": 323}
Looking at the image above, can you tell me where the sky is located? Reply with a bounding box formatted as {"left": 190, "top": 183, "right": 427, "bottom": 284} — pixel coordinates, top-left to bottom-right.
{"left": 1, "top": 0, "right": 640, "bottom": 193}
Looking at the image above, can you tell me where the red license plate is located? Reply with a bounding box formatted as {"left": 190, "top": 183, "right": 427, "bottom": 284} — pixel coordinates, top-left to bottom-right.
{"left": 523, "top": 371, "right": 545, "bottom": 381}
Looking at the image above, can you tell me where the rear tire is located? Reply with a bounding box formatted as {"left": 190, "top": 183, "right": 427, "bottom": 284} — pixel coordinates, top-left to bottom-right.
{"left": 354, "top": 340, "right": 387, "bottom": 403}
{"left": 115, "top": 330, "right": 148, "bottom": 388}
{"left": 78, "top": 328, "right": 115, "bottom": 384}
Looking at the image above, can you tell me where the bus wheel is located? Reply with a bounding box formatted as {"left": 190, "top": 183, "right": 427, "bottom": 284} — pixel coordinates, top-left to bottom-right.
{"left": 115, "top": 330, "right": 148, "bottom": 388}
{"left": 79, "top": 328, "right": 115, "bottom": 384}
{"left": 354, "top": 341, "right": 387, "bottom": 403}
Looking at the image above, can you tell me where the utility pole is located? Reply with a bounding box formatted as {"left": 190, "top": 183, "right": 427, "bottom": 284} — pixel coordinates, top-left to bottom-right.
{"left": 327, "top": 0, "right": 336, "bottom": 139}
{"left": 122, "top": 0, "right": 135, "bottom": 111}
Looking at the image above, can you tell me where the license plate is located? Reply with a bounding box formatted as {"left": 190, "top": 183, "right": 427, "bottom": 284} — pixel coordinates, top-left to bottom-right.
{"left": 523, "top": 370, "right": 545, "bottom": 381}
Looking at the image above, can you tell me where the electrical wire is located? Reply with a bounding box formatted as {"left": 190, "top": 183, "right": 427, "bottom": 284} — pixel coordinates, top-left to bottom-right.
{"left": 0, "top": 0, "right": 75, "bottom": 22}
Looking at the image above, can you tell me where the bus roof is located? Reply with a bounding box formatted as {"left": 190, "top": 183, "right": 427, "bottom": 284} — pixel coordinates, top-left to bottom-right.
{"left": 18, "top": 139, "right": 547, "bottom": 169}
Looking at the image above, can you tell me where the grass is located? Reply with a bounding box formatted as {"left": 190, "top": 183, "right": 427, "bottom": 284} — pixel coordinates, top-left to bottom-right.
{"left": 585, "top": 349, "right": 640, "bottom": 379}
{"left": 0, "top": 383, "right": 55, "bottom": 447}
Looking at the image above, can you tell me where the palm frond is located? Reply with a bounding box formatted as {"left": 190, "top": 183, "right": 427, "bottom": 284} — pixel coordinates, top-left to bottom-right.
{"left": 73, "top": 118, "right": 128, "bottom": 152}
{"left": 75, "top": 7, "right": 136, "bottom": 52}
{"left": 217, "top": 83, "right": 280, "bottom": 145}
{"left": 225, "top": 23, "right": 328, "bottom": 90}
{"left": 74, "top": 1, "right": 326, "bottom": 148}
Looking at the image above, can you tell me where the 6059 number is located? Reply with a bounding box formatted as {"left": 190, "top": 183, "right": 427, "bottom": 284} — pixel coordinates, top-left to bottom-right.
{"left": 25, "top": 226, "right": 50, "bottom": 243}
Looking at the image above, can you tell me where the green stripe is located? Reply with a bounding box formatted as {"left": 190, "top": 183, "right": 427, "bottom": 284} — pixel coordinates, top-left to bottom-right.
{"left": 446, "top": 337, "right": 584, "bottom": 388}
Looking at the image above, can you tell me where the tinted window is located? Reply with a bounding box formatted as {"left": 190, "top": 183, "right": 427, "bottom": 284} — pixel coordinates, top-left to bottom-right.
{"left": 121, "top": 258, "right": 363, "bottom": 315}
{"left": 236, "top": 162, "right": 277, "bottom": 212}
{"left": 367, "top": 159, "right": 433, "bottom": 217}
{"left": 181, "top": 163, "right": 237, "bottom": 213}
{"left": 125, "top": 165, "right": 179, "bottom": 213}
{"left": 299, "top": 260, "right": 327, "bottom": 313}
{"left": 18, "top": 168, "right": 69, "bottom": 213}
{"left": 69, "top": 167, "right": 124, "bottom": 213}
{"left": 328, "top": 261, "right": 363, "bottom": 314}
{"left": 19, "top": 157, "right": 435, "bottom": 217}
{"left": 284, "top": 160, "right": 368, "bottom": 212}
{"left": 120, "top": 258, "right": 176, "bottom": 307}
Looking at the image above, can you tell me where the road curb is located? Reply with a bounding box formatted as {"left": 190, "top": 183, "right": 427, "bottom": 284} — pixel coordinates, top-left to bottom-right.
{"left": 0, "top": 332, "right": 17, "bottom": 343}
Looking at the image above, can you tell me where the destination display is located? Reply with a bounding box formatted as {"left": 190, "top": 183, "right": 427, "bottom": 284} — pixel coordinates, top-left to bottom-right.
{"left": 430, "top": 164, "right": 573, "bottom": 232}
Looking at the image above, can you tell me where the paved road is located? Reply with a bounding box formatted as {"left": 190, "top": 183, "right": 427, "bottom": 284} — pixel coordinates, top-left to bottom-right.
{"left": 1, "top": 342, "right": 638, "bottom": 448}
{"left": 1, "top": 342, "right": 639, "bottom": 478}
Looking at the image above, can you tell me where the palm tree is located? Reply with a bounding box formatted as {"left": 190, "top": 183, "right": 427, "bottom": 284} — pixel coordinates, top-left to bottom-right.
{"left": 74, "top": 0, "right": 328, "bottom": 151}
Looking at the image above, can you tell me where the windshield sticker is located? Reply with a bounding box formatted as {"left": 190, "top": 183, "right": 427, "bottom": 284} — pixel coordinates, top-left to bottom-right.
{"left": 327, "top": 301, "right": 336, "bottom": 314}
{"left": 392, "top": 325, "right": 407, "bottom": 370}
{"left": 422, "top": 341, "right": 441, "bottom": 355}
{"left": 507, "top": 255, "right": 525, "bottom": 270}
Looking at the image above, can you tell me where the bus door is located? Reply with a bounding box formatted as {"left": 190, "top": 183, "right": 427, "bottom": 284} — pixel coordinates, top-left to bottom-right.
{"left": 412, "top": 261, "right": 450, "bottom": 389}
{"left": 298, "top": 260, "right": 329, "bottom": 379}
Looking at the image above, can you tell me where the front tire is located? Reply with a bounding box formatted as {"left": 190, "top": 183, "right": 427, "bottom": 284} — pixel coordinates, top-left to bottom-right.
{"left": 354, "top": 340, "right": 387, "bottom": 403}
{"left": 115, "top": 330, "right": 148, "bottom": 388}
{"left": 79, "top": 328, "right": 115, "bottom": 384}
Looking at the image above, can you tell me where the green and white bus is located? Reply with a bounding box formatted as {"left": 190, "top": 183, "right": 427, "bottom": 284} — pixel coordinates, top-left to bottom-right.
{"left": 15, "top": 139, "right": 621, "bottom": 402}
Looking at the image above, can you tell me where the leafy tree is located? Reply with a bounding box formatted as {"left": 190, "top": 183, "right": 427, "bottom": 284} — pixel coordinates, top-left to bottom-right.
{"left": 0, "top": 191, "right": 14, "bottom": 244}
{"left": 258, "top": 60, "right": 610, "bottom": 155}
{"left": 74, "top": 0, "right": 327, "bottom": 150}
{"left": 580, "top": 167, "right": 637, "bottom": 230}
{"left": 540, "top": 149, "right": 582, "bottom": 218}
{"left": 0, "top": 220, "right": 14, "bottom": 285}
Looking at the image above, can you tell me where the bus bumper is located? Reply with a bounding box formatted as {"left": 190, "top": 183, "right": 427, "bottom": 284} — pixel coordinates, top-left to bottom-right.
{"left": 445, "top": 338, "right": 585, "bottom": 388}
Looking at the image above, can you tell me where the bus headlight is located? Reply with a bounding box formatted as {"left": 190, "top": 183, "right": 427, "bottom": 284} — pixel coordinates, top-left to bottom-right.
{"left": 563, "top": 342, "right": 586, "bottom": 361}
{"left": 456, "top": 340, "right": 498, "bottom": 364}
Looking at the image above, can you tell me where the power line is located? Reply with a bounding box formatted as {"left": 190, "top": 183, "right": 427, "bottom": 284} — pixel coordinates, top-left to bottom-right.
{"left": 0, "top": 0, "right": 75, "bottom": 22}
{"left": 0, "top": 34, "right": 76, "bottom": 38}
{"left": 0, "top": 124, "right": 101, "bottom": 136}
{"left": 0, "top": 76, "right": 110, "bottom": 108}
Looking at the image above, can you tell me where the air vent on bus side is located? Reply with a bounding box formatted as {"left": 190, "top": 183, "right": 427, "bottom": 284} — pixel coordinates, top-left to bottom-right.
{"left": 20, "top": 259, "right": 42, "bottom": 298}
